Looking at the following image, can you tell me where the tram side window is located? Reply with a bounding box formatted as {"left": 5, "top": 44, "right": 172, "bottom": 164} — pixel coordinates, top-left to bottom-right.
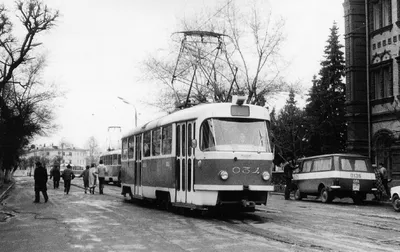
{"left": 200, "top": 119, "right": 215, "bottom": 151}
{"left": 152, "top": 128, "right": 161, "bottom": 156}
{"left": 143, "top": 131, "right": 151, "bottom": 157}
{"left": 122, "top": 138, "right": 128, "bottom": 160}
{"left": 162, "top": 125, "right": 172, "bottom": 155}
{"left": 128, "top": 136, "right": 134, "bottom": 159}
{"left": 112, "top": 154, "right": 118, "bottom": 165}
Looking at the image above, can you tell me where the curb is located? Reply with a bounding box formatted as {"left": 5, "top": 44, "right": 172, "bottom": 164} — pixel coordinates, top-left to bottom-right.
{"left": 0, "top": 182, "right": 15, "bottom": 203}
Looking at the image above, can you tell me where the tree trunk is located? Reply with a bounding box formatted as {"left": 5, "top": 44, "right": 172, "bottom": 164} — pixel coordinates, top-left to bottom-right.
{"left": 0, "top": 169, "right": 4, "bottom": 188}
{"left": 4, "top": 169, "right": 12, "bottom": 183}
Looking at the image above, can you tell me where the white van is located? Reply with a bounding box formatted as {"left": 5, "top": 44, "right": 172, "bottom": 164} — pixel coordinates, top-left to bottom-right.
{"left": 292, "top": 154, "right": 377, "bottom": 204}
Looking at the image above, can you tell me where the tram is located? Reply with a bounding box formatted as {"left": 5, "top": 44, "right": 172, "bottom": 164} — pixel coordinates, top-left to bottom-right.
{"left": 120, "top": 97, "right": 274, "bottom": 211}
{"left": 99, "top": 150, "right": 121, "bottom": 185}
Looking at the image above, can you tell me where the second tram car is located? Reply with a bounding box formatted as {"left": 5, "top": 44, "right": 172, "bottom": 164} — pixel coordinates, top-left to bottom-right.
{"left": 120, "top": 98, "right": 274, "bottom": 211}
{"left": 99, "top": 150, "right": 122, "bottom": 185}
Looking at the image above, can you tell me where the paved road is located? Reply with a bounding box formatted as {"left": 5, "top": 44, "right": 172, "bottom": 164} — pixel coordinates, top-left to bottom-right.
{"left": 0, "top": 176, "right": 399, "bottom": 252}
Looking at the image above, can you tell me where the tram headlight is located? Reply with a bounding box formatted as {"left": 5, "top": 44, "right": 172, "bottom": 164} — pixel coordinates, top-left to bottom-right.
{"left": 261, "top": 171, "right": 270, "bottom": 181}
{"left": 219, "top": 170, "right": 229, "bottom": 181}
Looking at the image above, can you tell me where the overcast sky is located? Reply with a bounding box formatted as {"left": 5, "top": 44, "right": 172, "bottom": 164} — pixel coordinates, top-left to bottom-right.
{"left": 3, "top": 0, "right": 345, "bottom": 150}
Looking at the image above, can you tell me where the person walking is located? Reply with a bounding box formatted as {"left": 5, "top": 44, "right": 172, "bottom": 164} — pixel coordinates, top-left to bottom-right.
{"left": 96, "top": 160, "right": 107, "bottom": 194}
{"left": 33, "top": 161, "right": 49, "bottom": 203}
{"left": 79, "top": 166, "right": 90, "bottom": 194}
{"left": 379, "top": 163, "right": 390, "bottom": 198}
{"left": 61, "top": 164, "right": 75, "bottom": 194}
{"left": 283, "top": 159, "right": 296, "bottom": 200}
{"left": 49, "top": 164, "right": 61, "bottom": 189}
{"left": 88, "top": 163, "right": 97, "bottom": 194}
{"left": 372, "top": 164, "right": 387, "bottom": 200}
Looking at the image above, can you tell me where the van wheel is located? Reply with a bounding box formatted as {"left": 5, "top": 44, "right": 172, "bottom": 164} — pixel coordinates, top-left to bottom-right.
{"left": 320, "top": 188, "right": 333, "bottom": 203}
{"left": 392, "top": 195, "right": 400, "bottom": 212}
{"left": 294, "top": 189, "right": 303, "bottom": 200}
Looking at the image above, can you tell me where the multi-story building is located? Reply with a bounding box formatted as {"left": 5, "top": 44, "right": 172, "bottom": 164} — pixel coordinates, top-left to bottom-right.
{"left": 24, "top": 144, "right": 87, "bottom": 168}
{"left": 344, "top": 0, "right": 400, "bottom": 179}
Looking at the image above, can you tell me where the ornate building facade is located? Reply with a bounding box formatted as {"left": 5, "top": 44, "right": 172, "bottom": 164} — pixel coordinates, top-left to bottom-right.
{"left": 344, "top": 0, "right": 400, "bottom": 179}
{"left": 24, "top": 144, "right": 87, "bottom": 169}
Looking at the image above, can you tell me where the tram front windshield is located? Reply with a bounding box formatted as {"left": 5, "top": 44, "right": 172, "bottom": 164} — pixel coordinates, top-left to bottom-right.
{"left": 200, "top": 118, "right": 271, "bottom": 152}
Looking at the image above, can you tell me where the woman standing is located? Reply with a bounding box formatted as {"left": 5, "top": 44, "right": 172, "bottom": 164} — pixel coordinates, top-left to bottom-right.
{"left": 88, "top": 163, "right": 97, "bottom": 194}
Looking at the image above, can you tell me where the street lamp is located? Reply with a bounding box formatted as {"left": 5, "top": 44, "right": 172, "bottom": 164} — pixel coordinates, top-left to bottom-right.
{"left": 117, "top": 96, "right": 138, "bottom": 127}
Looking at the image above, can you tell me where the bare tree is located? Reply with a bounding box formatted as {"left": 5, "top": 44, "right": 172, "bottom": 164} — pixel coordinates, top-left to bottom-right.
{"left": 0, "top": 0, "right": 59, "bottom": 93}
{"left": 85, "top": 136, "right": 100, "bottom": 166}
{"left": 141, "top": 0, "right": 289, "bottom": 111}
{"left": 0, "top": 0, "right": 59, "bottom": 184}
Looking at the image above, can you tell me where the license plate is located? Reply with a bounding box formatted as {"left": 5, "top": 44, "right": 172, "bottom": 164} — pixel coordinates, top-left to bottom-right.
{"left": 353, "top": 180, "right": 360, "bottom": 191}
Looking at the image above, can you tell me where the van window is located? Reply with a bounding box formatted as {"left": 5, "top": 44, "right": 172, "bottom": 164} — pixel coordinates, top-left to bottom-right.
{"left": 303, "top": 161, "right": 312, "bottom": 172}
{"left": 312, "top": 158, "right": 332, "bottom": 172}
{"left": 340, "top": 158, "right": 368, "bottom": 172}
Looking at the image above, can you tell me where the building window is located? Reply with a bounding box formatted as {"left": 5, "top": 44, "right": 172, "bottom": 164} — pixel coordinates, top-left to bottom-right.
{"left": 371, "top": 60, "right": 393, "bottom": 100}
{"left": 373, "top": 0, "right": 392, "bottom": 30}
{"left": 382, "top": 0, "right": 391, "bottom": 26}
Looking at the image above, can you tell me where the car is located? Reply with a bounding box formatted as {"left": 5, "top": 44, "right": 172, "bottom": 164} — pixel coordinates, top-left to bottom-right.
{"left": 391, "top": 186, "right": 400, "bottom": 212}
{"left": 292, "top": 153, "right": 377, "bottom": 204}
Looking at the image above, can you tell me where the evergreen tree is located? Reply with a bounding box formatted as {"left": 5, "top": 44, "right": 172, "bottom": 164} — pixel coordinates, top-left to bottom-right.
{"left": 305, "top": 22, "right": 346, "bottom": 154}
{"left": 271, "top": 89, "right": 307, "bottom": 161}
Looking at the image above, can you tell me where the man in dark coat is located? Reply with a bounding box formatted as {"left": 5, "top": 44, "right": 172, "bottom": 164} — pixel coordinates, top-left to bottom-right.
{"left": 34, "top": 161, "right": 49, "bottom": 203}
{"left": 283, "top": 160, "right": 295, "bottom": 200}
{"left": 79, "top": 166, "right": 90, "bottom": 194}
{"left": 49, "top": 164, "right": 61, "bottom": 189}
{"left": 61, "top": 164, "right": 75, "bottom": 194}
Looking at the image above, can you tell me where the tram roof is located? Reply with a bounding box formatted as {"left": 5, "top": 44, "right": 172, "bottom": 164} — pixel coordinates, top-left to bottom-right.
{"left": 122, "top": 102, "right": 269, "bottom": 138}
{"left": 100, "top": 149, "right": 121, "bottom": 156}
{"left": 298, "top": 153, "right": 369, "bottom": 161}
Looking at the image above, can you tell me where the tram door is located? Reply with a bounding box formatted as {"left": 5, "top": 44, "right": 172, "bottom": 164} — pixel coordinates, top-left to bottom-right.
{"left": 176, "top": 121, "right": 195, "bottom": 204}
{"left": 134, "top": 135, "right": 142, "bottom": 195}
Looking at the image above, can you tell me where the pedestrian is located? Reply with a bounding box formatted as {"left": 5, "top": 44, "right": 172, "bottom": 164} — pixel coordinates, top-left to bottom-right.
{"left": 283, "top": 159, "right": 295, "bottom": 200}
{"left": 89, "top": 163, "right": 97, "bottom": 194}
{"left": 96, "top": 160, "right": 107, "bottom": 194}
{"left": 79, "top": 166, "right": 90, "bottom": 194}
{"left": 61, "top": 164, "right": 75, "bottom": 194}
{"left": 49, "top": 164, "right": 61, "bottom": 189}
{"left": 379, "top": 163, "right": 390, "bottom": 198}
{"left": 33, "top": 161, "right": 49, "bottom": 203}
{"left": 372, "top": 164, "right": 387, "bottom": 200}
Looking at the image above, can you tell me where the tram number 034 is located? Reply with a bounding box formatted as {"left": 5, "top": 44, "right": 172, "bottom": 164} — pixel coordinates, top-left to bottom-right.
{"left": 232, "top": 166, "right": 260, "bottom": 174}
